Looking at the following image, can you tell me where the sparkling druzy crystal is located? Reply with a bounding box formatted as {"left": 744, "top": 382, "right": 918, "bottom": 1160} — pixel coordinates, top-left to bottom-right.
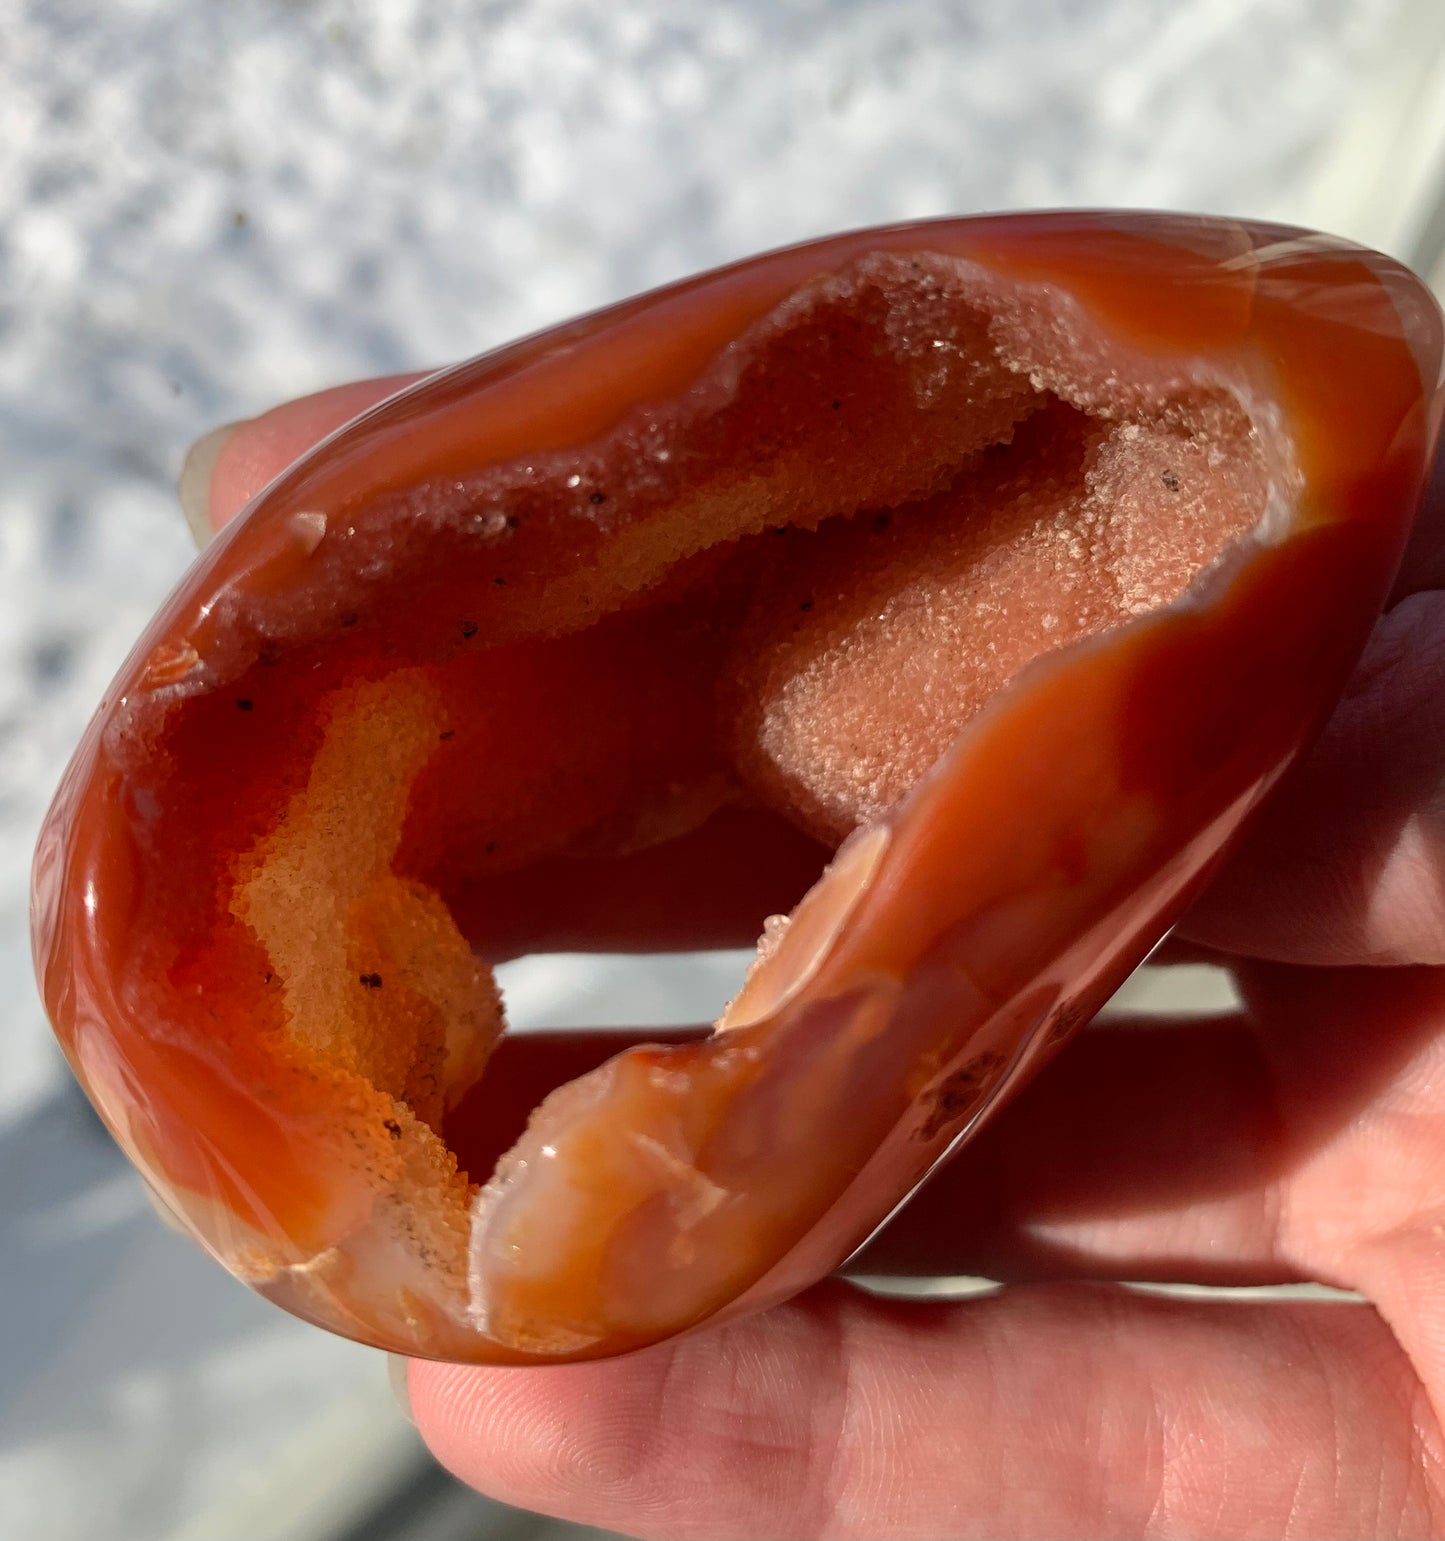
{"left": 32, "top": 213, "right": 1445, "bottom": 1361}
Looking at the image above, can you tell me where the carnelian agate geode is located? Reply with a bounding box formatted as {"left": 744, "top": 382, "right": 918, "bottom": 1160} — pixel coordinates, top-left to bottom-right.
{"left": 33, "top": 213, "right": 1445, "bottom": 1361}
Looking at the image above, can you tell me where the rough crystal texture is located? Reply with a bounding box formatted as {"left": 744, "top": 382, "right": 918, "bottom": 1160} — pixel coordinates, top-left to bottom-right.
{"left": 32, "top": 213, "right": 1445, "bottom": 1361}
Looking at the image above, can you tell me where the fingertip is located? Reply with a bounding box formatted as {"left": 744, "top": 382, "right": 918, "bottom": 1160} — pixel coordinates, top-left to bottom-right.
{"left": 178, "top": 371, "right": 429, "bottom": 541}
{"left": 407, "top": 1352, "right": 678, "bottom": 1529}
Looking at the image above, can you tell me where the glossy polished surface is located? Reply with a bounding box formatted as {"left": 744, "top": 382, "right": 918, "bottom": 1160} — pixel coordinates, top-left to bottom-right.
{"left": 32, "top": 213, "right": 1445, "bottom": 1361}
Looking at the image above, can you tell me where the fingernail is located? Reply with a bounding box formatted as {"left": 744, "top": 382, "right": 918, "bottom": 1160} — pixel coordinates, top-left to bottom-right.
{"left": 177, "top": 421, "right": 242, "bottom": 547}
{"left": 386, "top": 1353, "right": 416, "bottom": 1426}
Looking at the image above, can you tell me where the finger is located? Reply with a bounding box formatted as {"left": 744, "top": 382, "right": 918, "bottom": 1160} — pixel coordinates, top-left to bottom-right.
{"left": 856, "top": 963, "right": 1445, "bottom": 1291}
{"left": 408, "top": 1280, "right": 1440, "bottom": 1540}
{"left": 850, "top": 1007, "right": 1294, "bottom": 1287}
{"left": 1179, "top": 590, "right": 1445, "bottom": 965}
{"left": 177, "top": 372, "right": 426, "bottom": 540}
{"left": 1392, "top": 431, "right": 1445, "bottom": 601}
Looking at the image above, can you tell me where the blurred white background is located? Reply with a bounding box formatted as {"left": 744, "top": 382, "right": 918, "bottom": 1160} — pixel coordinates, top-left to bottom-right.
{"left": 6, "top": 2, "right": 1445, "bottom": 1537}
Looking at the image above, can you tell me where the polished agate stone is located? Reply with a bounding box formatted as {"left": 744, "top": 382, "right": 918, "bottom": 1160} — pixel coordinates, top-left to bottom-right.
{"left": 32, "top": 213, "right": 1444, "bottom": 1362}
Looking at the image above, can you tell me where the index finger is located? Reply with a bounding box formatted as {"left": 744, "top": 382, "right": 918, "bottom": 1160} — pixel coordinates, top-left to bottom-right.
{"left": 179, "top": 372, "right": 428, "bottom": 540}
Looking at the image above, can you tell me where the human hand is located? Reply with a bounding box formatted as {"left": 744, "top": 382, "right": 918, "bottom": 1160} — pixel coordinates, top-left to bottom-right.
{"left": 182, "top": 379, "right": 1445, "bottom": 1539}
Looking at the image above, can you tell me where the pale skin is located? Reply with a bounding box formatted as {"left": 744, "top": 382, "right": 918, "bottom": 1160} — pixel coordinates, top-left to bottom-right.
{"left": 186, "top": 377, "right": 1445, "bottom": 1539}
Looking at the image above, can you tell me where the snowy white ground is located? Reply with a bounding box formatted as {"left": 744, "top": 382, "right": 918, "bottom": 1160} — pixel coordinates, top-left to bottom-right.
{"left": 3, "top": 2, "right": 1441, "bottom": 1537}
